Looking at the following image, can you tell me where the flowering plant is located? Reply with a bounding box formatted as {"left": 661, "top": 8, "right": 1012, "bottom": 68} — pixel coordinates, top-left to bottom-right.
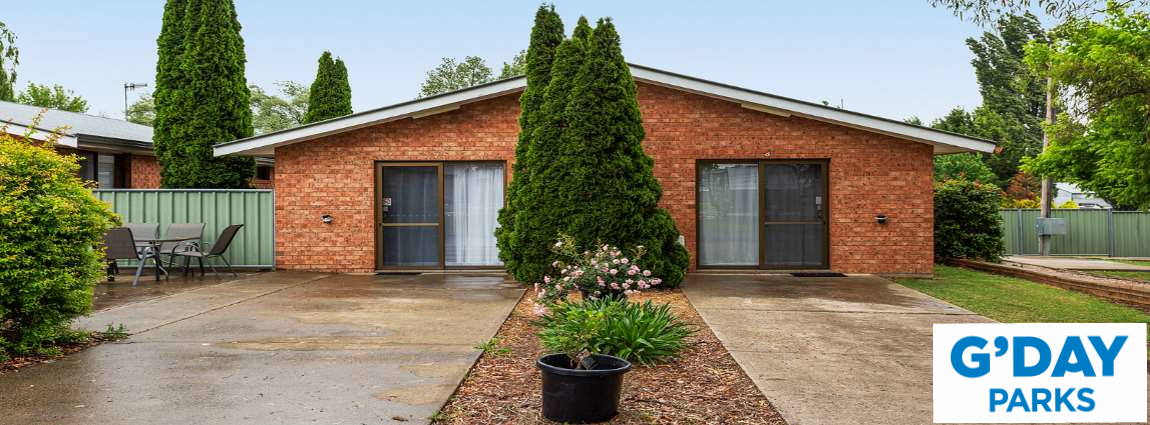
{"left": 533, "top": 234, "right": 663, "bottom": 308}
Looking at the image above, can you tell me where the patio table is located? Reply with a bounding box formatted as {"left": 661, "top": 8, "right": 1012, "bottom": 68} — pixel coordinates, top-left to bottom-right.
{"left": 134, "top": 236, "right": 200, "bottom": 281}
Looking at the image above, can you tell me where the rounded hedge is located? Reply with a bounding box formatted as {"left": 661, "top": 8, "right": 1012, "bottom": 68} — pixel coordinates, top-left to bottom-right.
{"left": 934, "top": 179, "right": 1005, "bottom": 261}
{"left": 0, "top": 131, "right": 117, "bottom": 357}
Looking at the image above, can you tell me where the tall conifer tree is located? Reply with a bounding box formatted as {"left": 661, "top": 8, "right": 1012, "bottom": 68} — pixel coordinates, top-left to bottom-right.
{"left": 555, "top": 18, "right": 689, "bottom": 285}
{"left": 154, "top": 0, "right": 254, "bottom": 188}
{"left": 304, "top": 51, "right": 353, "bottom": 124}
{"left": 511, "top": 17, "right": 592, "bottom": 283}
{"left": 495, "top": 4, "right": 564, "bottom": 277}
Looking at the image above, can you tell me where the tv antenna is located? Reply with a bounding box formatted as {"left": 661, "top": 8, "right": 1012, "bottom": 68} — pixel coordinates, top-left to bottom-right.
{"left": 123, "top": 82, "right": 149, "bottom": 120}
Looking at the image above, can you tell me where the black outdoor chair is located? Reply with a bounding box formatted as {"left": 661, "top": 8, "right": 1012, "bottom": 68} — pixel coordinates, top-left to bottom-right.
{"left": 102, "top": 227, "right": 161, "bottom": 286}
{"left": 172, "top": 224, "right": 244, "bottom": 277}
{"left": 160, "top": 223, "right": 205, "bottom": 267}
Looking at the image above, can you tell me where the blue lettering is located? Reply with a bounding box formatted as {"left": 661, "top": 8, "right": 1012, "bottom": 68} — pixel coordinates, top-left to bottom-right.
{"left": 1077, "top": 388, "right": 1095, "bottom": 412}
{"left": 1089, "top": 335, "right": 1127, "bottom": 376}
{"left": 1055, "top": 387, "right": 1077, "bottom": 412}
{"left": 1007, "top": 388, "right": 1030, "bottom": 412}
{"left": 1013, "top": 336, "right": 1051, "bottom": 377}
{"left": 989, "top": 388, "right": 1008, "bottom": 412}
{"left": 1031, "top": 388, "right": 1052, "bottom": 412}
{"left": 1052, "top": 337, "right": 1095, "bottom": 377}
{"left": 952, "top": 336, "right": 990, "bottom": 377}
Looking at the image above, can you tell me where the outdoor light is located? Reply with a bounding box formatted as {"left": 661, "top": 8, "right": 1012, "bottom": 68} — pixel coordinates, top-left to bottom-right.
{"left": 321, "top": 214, "right": 334, "bottom": 224}
{"left": 876, "top": 214, "right": 888, "bottom": 225}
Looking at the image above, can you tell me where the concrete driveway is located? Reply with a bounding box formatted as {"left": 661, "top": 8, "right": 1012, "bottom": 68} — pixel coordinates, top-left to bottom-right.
{"left": 683, "top": 273, "right": 992, "bottom": 425}
{"left": 0, "top": 272, "right": 523, "bottom": 425}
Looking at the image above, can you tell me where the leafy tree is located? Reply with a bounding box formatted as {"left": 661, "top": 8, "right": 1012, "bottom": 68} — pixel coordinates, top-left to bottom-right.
{"left": 15, "top": 83, "right": 89, "bottom": 113}
{"left": 251, "top": 81, "right": 309, "bottom": 133}
{"left": 0, "top": 119, "right": 118, "bottom": 358}
{"left": 929, "top": 0, "right": 1144, "bottom": 24}
{"left": 153, "top": 0, "right": 255, "bottom": 188}
{"left": 419, "top": 56, "right": 494, "bottom": 97}
{"left": 555, "top": 18, "right": 690, "bottom": 286}
{"left": 0, "top": 21, "right": 17, "bottom": 101}
{"left": 510, "top": 17, "right": 591, "bottom": 283}
{"left": 126, "top": 93, "right": 156, "bottom": 126}
{"left": 935, "top": 153, "right": 998, "bottom": 183}
{"left": 1024, "top": 5, "right": 1150, "bottom": 209}
{"left": 496, "top": 4, "right": 564, "bottom": 281}
{"left": 303, "top": 52, "right": 352, "bottom": 124}
{"left": 498, "top": 50, "right": 527, "bottom": 79}
{"left": 934, "top": 179, "right": 1005, "bottom": 261}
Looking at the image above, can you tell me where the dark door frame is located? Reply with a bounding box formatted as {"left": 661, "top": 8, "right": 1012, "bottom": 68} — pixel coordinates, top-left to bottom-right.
{"left": 695, "top": 159, "right": 831, "bottom": 270}
{"left": 373, "top": 160, "right": 507, "bottom": 271}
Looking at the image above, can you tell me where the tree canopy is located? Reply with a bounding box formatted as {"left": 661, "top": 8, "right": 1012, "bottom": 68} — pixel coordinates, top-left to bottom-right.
{"left": 15, "top": 83, "right": 89, "bottom": 113}
{"left": 1024, "top": 5, "right": 1150, "bottom": 209}
{"left": 252, "top": 81, "right": 309, "bottom": 133}
{"left": 303, "top": 52, "right": 351, "bottom": 124}
{"left": 418, "top": 50, "right": 532, "bottom": 98}
{"left": 153, "top": 0, "right": 254, "bottom": 188}
{"left": 0, "top": 21, "right": 17, "bottom": 101}
{"left": 126, "top": 93, "right": 155, "bottom": 126}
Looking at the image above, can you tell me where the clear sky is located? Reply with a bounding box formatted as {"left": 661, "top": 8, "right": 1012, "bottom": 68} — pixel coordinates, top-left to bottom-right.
{"left": 5, "top": 0, "right": 991, "bottom": 123}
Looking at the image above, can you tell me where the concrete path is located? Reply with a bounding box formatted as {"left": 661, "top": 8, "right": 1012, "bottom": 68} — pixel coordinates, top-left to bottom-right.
{"left": 683, "top": 273, "right": 992, "bottom": 425}
{"left": 1006, "top": 255, "right": 1150, "bottom": 271}
{"left": 1, "top": 272, "right": 523, "bottom": 425}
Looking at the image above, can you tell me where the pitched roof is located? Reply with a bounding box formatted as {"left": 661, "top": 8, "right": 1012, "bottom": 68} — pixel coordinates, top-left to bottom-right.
{"left": 215, "top": 63, "right": 995, "bottom": 157}
{"left": 0, "top": 100, "right": 153, "bottom": 149}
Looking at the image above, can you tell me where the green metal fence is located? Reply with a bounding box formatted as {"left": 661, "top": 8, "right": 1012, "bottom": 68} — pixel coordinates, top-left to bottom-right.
{"left": 94, "top": 189, "right": 275, "bottom": 268}
{"left": 1000, "top": 209, "right": 1150, "bottom": 257}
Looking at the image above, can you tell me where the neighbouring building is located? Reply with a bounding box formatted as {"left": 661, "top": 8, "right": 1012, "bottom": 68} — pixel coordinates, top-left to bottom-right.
{"left": 1, "top": 100, "right": 274, "bottom": 189}
{"left": 214, "top": 64, "right": 995, "bottom": 276}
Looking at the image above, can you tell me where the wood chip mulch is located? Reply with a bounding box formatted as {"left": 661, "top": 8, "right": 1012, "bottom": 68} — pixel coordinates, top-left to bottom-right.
{"left": 435, "top": 289, "right": 787, "bottom": 424}
{"left": 0, "top": 331, "right": 125, "bottom": 374}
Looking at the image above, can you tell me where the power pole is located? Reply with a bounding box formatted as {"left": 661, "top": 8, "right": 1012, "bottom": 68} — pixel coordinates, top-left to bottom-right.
{"left": 1038, "top": 77, "right": 1055, "bottom": 256}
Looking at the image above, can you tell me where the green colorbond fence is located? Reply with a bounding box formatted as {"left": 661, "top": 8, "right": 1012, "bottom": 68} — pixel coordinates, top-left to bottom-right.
{"left": 1000, "top": 209, "right": 1150, "bottom": 257}
{"left": 94, "top": 189, "right": 275, "bottom": 268}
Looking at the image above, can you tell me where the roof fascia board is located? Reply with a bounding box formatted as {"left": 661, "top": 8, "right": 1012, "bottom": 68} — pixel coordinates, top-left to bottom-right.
{"left": 2, "top": 121, "right": 78, "bottom": 147}
{"left": 214, "top": 78, "right": 527, "bottom": 156}
{"left": 628, "top": 66, "right": 996, "bottom": 154}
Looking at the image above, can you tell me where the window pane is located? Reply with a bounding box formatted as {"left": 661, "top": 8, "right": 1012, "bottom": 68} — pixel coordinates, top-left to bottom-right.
{"left": 97, "top": 154, "right": 117, "bottom": 189}
{"left": 698, "top": 163, "right": 759, "bottom": 266}
{"left": 381, "top": 166, "right": 439, "bottom": 224}
{"left": 763, "top": 223, "right": 823, "bottom": 267}
{"left": 381, "top": 226, "right": 440, "bottom": 267}
{"left": 444, "top": 163, "right": 504, "bottom": 266}
{"left": 763, "top": 164, "right": 823, "bottom": 221}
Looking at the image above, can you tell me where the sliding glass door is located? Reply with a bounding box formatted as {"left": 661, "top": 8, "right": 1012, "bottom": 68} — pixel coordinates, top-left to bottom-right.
{"left": 376, "top": 162, "right": 504, "bottom": 269}
{"left": 697, "top": 160, "right": 828, "bottom": 269}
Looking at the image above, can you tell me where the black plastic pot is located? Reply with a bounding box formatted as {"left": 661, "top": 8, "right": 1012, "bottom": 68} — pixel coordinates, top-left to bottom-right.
{"left": 537, "top": 353, "right": 632, "bottom": 423}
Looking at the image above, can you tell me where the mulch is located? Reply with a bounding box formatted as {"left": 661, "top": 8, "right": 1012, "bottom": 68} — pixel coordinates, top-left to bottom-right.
{"left": 0, "top": 331, "right": 124, "bottom": 374}
{"left": 435, "top": 289, "right": 787, "bottom": 424}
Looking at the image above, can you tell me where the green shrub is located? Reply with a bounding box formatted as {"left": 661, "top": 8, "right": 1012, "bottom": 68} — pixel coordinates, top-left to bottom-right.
{"left": 0, "top": 123, "right": 118, "bottom": 357}
{"left": 536, "top": 298, "right": 693, "bottom": 366}
{"left": 934, "top": 179, "right": 1005, "bottom": 261}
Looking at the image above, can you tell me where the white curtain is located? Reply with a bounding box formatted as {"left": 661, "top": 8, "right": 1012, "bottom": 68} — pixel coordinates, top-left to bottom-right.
{"left": 698, "top": 163, "right": 759, "bottom": 265}
{"left": 445, "top": 163, "right": 504, "bottom": 266}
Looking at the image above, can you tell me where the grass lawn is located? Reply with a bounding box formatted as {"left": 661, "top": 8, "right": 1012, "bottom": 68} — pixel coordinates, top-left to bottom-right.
{"left": 1089, "top": 270, "right": 1150, "bottom": 283}
{"left": 897, "top": 265, "right": 1150, "bottom": 325}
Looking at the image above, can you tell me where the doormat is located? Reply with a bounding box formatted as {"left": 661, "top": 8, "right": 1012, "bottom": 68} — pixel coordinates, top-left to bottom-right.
{"left": 790, "top": 272, "right": 847, "bottom": 277}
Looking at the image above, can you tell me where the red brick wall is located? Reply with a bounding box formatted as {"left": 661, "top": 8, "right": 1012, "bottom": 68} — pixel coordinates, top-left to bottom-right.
{"left": 273, "top": 82, "right": 934, "bottom": 275}
{"left": 130, "top": 155, "right": 161, "bottom": 188}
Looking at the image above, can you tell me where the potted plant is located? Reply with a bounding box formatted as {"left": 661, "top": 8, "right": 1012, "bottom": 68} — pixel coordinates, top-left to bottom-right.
{"left": 532, "top": 235, "right": 663, "bottom": 423}
{"left": 535, "top": 306, "right": 632, "bottom": 423}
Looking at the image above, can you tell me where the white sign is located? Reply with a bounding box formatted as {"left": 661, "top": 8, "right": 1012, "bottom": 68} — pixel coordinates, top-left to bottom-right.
{"left": 934, "top": 323, "right": 1146, "bottom": 423}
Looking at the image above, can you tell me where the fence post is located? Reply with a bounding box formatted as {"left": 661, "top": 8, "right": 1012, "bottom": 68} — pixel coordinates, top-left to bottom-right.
{"left": 1016, "top": 208, "right": 1025, "bottom": 255}
{"left": 1107, "top": 209, "right": 1116, "bottom": 257}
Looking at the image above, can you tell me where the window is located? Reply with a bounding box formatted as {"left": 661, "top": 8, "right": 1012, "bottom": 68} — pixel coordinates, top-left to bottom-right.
{"left": 96, "top": 154, "right": 117, "bottom": 189}
{"left": 256, "top": 165, "right": 273, "bottom": 180}
{"left": 72, "top": 150, "right": 126, "bottom": 188}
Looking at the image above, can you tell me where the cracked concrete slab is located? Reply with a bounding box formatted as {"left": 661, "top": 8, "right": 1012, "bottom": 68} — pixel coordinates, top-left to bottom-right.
{"left": 1, "top": 272, "right": 523, "bottom": 425}
{"left": 683, "top": 273, "right": 992, "bottom": 425}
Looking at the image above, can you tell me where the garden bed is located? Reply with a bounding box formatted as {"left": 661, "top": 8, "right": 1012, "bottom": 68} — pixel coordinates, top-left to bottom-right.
{"left": 0, "top": 328, "right": 127, "bottom": 374}
{"left": 435, "top": 289, "right": 786, "bottom": 424}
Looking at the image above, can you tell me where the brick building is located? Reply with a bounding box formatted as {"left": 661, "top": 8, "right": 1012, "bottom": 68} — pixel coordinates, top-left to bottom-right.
{"left": 1, "top": 100, "right": 274, "bottom": 189}
{"left": 215, "top": 64, "right": 994, "bottom": 276}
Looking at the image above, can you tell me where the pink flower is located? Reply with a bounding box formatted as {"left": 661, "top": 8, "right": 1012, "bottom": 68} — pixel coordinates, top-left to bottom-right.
{"left": 609, "top": 269, "right": 618, "bottom": 275}
{"left": 612, "top": 259, "right": 620, "bottom": 265}
{"left": 610, "top": 283, "right": 620, "bottom": 290}
{"left": 621, "top": 258, "right": 629, "bottom": 264}
{"left": 543, "top": 276, "right": 551, "bottom": 284}
{"left": 652, "top": 278, "right": 662, "bottom": 285}
{"left": 643, "top": 270, "right": 652, "bottom": 277}
{"left": 627, "top": 269, "right": 637, "bottom": 276}
{"left": 532, "top": 303, "right": 550, "bottom": 316}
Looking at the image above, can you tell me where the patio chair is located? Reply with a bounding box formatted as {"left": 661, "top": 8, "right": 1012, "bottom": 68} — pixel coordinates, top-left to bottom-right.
{"left": 102, "top": 227, "right": 161, "bottom": 286}
{"left": 173, "top": 224, "right": 244, "bottom": 277}
{"left": 125, "top": 223, "right": 159, "bottom": 255}
{"left": 160, "top": 223, "right": 205, "bottom": 268}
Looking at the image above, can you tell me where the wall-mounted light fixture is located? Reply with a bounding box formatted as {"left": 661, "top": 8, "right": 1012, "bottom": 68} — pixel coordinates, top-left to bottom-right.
{"left": 876, "top": 214, "right": 888, "bottom": 225}
{"left": 321, "top": 214, "right": 334, "bottom": 224}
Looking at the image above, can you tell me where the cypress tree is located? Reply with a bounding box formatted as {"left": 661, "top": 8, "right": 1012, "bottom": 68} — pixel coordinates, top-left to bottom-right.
{"left": 555, "top": 18, "right": 690, "bottom": 286}
{"left": 154, "top": 0, "right": 254, "bottom": 188}
{"left": 303, "top": 51, "right": 353, "bottom": 124}
{"left": 510, "top": 17, "right": 593, "bottom": 283}
{"left": 495, "top": 4, "right": 564, "bottom": 278}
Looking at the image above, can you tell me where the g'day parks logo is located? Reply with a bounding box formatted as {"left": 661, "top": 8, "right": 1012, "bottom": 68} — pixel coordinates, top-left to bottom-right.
{"left": 934, "top": 323, "right": 1146, "bottom": 423}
